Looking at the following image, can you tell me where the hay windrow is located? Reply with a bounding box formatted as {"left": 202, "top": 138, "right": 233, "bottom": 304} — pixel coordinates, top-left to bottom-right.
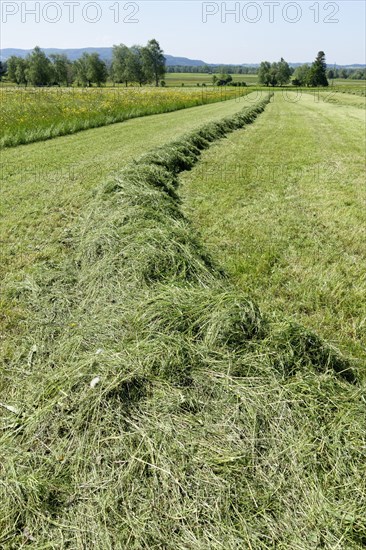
{"left": 1, "top": 94, "right": 364, "bottom": 549}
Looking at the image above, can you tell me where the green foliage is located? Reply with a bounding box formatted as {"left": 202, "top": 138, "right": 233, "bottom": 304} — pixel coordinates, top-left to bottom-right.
{"left": 111, "top": 43, "right": 130, "bottom": 84}
{"left": 0, "top": 60, "right": 6, "bottom": 81}
{"left": 111, "top": 40, "right": 165, "bottom": 87}
{"left": 277, "top": 58, "right": 292, "bottom": 86}
{"left": 215, "top": 73, "right": 233, "bottom": 86}
{"left": 7, "top": 55, "right": 28, "bottom": 85}
{"left": 326, "top": 67, "right": 365, "bottom": 80}
{"left": 86, "top": 53, "right": 108, "bottom": 86}
{"left": 4, "top": 40, "right": 166, "bottom": 88}
{"left": 73, "top": 53, "right": 89, "bottom": 86}
{"left": 258, "top": 61, "right": 272, "bottom": 86}
{"left": 14, "top": 58, "right": 28, "bottom": 85}
{"left": 73, "top": 52, "right": 107, "bottom": 87}
{"left": 125, "top": 45, "right": 147, "bottom": 86}
{"left": 292, "top": 64, "right": 311, "bottom": 86}
{"left": 258, "top": 58, "right": 291, "bottom": 87}
{"left": 26, "top": 46, "right": 52, "bottom": 86}
{"left": 142, "top": 39, "right": 166, "bottom": 87}
{"left": 49, "top": 53, "right": 72, "bottom": 86}
{"left": 6, "top": 56, "right": 18, "bottom": 82}
{"left": 308, "top": 51, "right": 329, "bottom": 87}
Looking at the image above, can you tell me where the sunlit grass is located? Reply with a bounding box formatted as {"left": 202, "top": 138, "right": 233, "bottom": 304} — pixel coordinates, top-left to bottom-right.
{"left": 181, "top": 92, "right": 366, "bottom": 363}
{"left": 0, "top": 86, "right": 252, "bottom": 148}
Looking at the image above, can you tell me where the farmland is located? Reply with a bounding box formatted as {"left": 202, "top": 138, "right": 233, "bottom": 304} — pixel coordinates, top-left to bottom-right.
{"left": 181, "top": 91, "right": 366, "bottom": 363}
{"left": 0, "top": 82, "right": 365, "bottom": 549}
{"left": 165, "top": 72, "right": 259, "bottom": 86}
{"left": 1, "top": 77, "right": 363, "bottom": 151}
{"left": 0, "top": 86, "right": 251, "bottom": 148}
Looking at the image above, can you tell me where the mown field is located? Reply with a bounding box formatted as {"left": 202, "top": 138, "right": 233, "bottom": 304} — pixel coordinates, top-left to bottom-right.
{"left": 181, "top": 91, "right": 366, "bottom": 363}
{"left": 1, "top": 87, "right": 365, "bottom": 548}
{"left": 165, "top": 72, "right": 258, "bottom": 86}
{"left": 0, "top": 86, "right": 250, "bottom": 148}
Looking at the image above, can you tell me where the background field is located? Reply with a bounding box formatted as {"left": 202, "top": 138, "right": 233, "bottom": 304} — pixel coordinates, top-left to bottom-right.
{"left": 165, "top": 72, "right": 259, "bottom": 86}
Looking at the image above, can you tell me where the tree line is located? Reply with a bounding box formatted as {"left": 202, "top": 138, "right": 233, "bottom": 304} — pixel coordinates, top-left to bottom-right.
{"left": 167, "top": 64, "right": 365, "bottom": 80}
{"left": 1, "top": 46, "right": 364, "bottom": 87}
{"left": 166, "top": 65, "right": 258, "bottom": 74}
{"left": 327, "top": 67, "right": 366, "bottom": 80}
{"left": 1, "top": 40, "right": 166, "bottom": 87}
{"left": 258, "top": 52, "right": 329, "bottom": 87}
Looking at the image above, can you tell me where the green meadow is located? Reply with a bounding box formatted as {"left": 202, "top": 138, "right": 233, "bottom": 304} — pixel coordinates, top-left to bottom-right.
{"left": 0, "top": 86, "right": 365, "bottom": 548}
{"left": 181, "top": 91, "right": 366, "bottom": 363}
{"left": 165, "top": 72, "right": 259, "bottom": 86}
{"left": 0, "top": 86, "right": 251, "bottom": 148}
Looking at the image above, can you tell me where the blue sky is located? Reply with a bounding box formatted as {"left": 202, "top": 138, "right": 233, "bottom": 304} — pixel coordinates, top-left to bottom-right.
{"left": 1, "top": 1, "right": 365, "bottom": 64}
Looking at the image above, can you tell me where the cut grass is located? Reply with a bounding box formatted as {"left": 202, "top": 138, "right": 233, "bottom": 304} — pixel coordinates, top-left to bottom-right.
{"left": 1, "top": 93, "right": 365, "bottom": 549}
{"left": 181, "top": 91, "right": 366, "bottom": 364}
{"left": 0, "top": 92, "right": 261, "bottom": 282}
{"left": 0, "top": 94, "right": 266, "bottom": 383}
{"left": 304, "top": 88, "right": 366, "bottom": 108}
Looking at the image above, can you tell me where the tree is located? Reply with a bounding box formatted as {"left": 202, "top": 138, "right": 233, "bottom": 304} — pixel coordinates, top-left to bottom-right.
{"left": 277, "top": 58, "right": 291, "bottom": 86}
{"left": 215, "top": 73, "right": 232, "bottom": 86}
{"left": 111, "top": 44, "right": 130, "bottom": 85}
{"left": 268, "top": 63, "right": 279, "bottom": 87}
{"left": 16, "top": 59, "right": 28, "bottom": 85}
{"left": 308, "top": 51, "right": 329, "bottom": 87}
{"left": 7, "top": 56, "right": 18, "bottom": 82}
{"left": 74, "top": 54, "right": 89, "bottom": 86}
{"left": 125, "top": 46, "right": 147, "bottom": 86}
{"left": 7, "top": 56, "right": 28, "bottom": 85}
{"left": 86, "top": 53, "right": 107, "bottom": 86}
{"left": 26, "top": 46, "right": 52, "bottom": 86}
{"left": 73, "top": 53, "right": 107, "bottom": 87}
{"left": 0, "top": 61, "right": 6, "bottom": 81}
{"left": 142, "top": 39, "right": 166, "bottom": 87}
{"left": 259, "top": 58, "right": 292, "bottom": 87}
{"left": 50, "top": 54, "right": 70, "bottom": 86}
{"left": 339, "top": 68, "right": 348, "bottom": 79}
{"left": 66, "top": 63, "right": 75, "bottom": 87}
{"left": 258, "top": 61, "right": 272, "bottom": 86}
{"left": 292, "top": 64, "right": 311, "bottom": 86}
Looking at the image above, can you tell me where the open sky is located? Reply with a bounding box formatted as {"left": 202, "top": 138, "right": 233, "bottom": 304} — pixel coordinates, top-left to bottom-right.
{"left": 0, "top": 1, "right": 365, "bottom": 64}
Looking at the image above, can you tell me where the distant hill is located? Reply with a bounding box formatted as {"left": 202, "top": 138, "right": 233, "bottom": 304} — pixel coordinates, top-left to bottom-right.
{"left": 0, "top": 48, "right": 206, "bottom": 66}
{"left": 0, "top": 48, "right": 364, "bottom": 69}
{"left": 0, "top": 48, "right": 118, "bottom": 62}
{"left": 164, "top": 55, "right": 206, "bottom": 66}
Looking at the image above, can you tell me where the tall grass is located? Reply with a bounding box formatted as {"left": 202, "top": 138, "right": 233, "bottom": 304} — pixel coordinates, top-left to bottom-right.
{"left": 0, "top": 86, "right": 252, "bottom": 148}
{"left": 1, "top": 94, "right": 364, "bottom": 548}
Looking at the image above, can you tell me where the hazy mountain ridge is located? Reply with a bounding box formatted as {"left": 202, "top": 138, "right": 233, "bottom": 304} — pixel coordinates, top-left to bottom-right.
{"left": 0, "top": 48, "right": 206, "bottom": 66}
{"left": 0, "top": 47, "right": 364, "bottom": 68}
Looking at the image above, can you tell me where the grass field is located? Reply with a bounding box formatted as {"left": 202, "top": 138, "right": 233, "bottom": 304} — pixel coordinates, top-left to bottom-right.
{"left": 165, "top": 72, "right": 258, "bottom": 86}
{"left": 1, "top": 86, "right": 365, "bottom": 548}
{"left": 0, "top": 86, "right": 251, "bottom": 148}
{"left": 330, "top": 79, "right": 366, "bottom": 92}
{"left": 181, "top": 91, "right": 366, "bottom": 362}
{"left": 1, "top": 78, "right": 363, "bottom": 149}
{"left": 0, "top": 93, "right": 260, "bottom": 354}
